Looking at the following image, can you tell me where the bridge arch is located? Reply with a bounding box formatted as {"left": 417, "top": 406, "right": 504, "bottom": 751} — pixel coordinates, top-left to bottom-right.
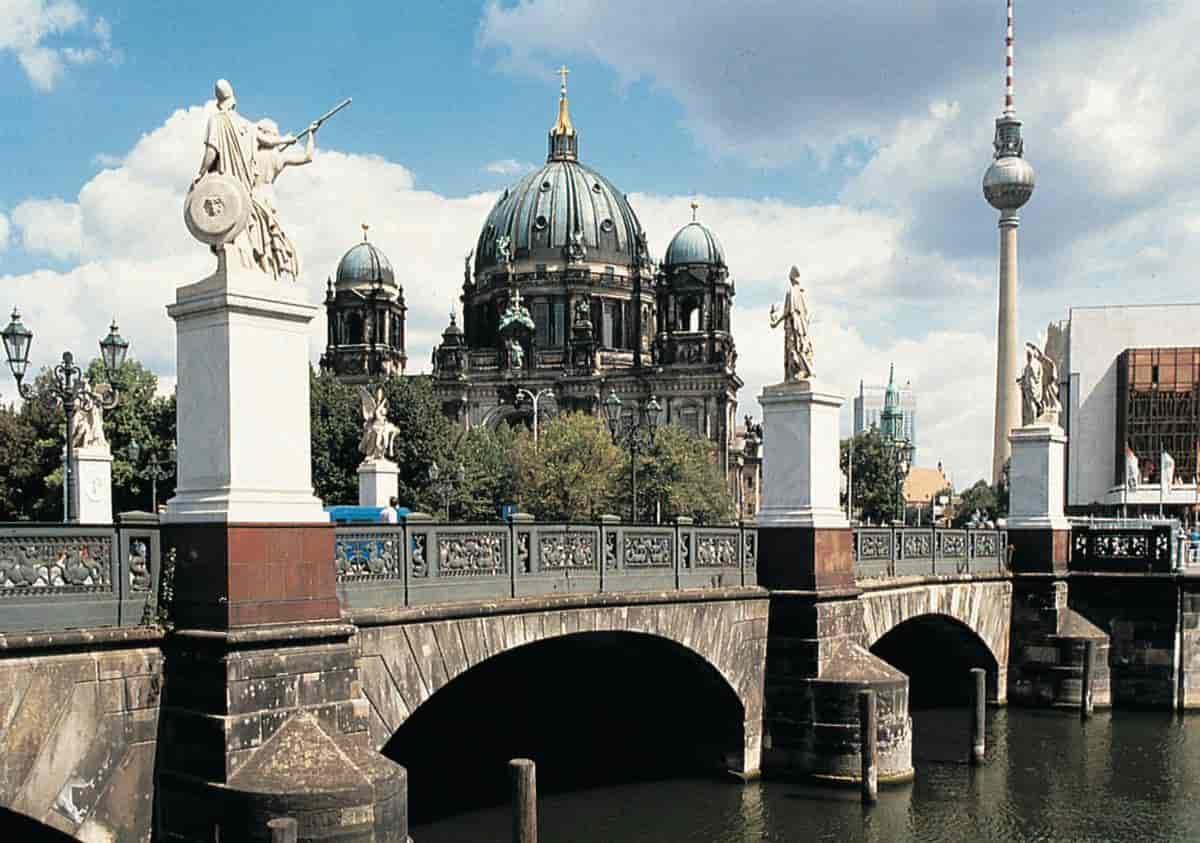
{"left": 354, "top": 595, "right": 767, "bottom": 815}
{"left": 859, "top": 580, "right": 1012, "bottom": 704}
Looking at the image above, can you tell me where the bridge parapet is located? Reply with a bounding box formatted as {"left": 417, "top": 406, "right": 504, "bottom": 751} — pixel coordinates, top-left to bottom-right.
{"left": 852, "top": 526, "right": 1007, "bottom": 580}
{"left": 336, "top": 514, "right": 758, "bottom": 611}
{"left": 0, "top": 514, "right": 161, "bottom": 634}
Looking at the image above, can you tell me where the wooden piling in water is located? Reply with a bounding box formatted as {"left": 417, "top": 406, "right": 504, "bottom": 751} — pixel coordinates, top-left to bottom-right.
{"left": 267, "top": 817, "right": 298, "bottom": 843}
{"left": 970, "top": 668, "right": 986, "bottom": 765}
{"left": 1081, "top": 640, "right": 1096, "bottom": 720}
{"left": 858, "top": 689, "right": 878, "bottom": 803}
{"left": 510, "top": 758, "right": 538, "bottom": 843}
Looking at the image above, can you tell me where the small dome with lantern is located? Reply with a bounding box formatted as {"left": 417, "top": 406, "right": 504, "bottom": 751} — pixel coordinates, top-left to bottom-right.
{"left": 663, "top": 206, "right": 726, "bottom": 269}
{"left": 335, "top": 225, "right": 397, "bottom": 290}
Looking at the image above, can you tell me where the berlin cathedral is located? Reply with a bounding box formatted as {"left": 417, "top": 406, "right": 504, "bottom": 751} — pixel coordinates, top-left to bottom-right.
{"left": 319, "top": 74, "right": 760, "bottom": 517}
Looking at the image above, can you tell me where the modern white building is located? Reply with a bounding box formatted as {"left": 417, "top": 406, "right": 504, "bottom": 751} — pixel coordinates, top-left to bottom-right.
{"left": 1062, "top": 303, "right": 1200, "bottom": 514}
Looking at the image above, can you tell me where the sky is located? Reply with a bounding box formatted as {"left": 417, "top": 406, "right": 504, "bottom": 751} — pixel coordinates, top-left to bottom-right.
{"left": 2, "top": 0, "right": 1199, "bottom": 488}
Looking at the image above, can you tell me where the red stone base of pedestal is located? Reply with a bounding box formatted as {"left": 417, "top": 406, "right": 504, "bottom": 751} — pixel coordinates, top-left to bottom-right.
{"left": 1007, "top": 528, "right": 1070, "bottom": 574}
{"left": 757, "top": 526, "right": 854, "bottom": 591}
{"left": 163, "top": 523, "right": 339, "bottom": 629}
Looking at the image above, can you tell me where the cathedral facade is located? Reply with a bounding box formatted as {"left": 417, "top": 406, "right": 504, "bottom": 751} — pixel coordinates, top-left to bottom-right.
{"left": 323, "top": 78, "right": 748, "bottom": 506}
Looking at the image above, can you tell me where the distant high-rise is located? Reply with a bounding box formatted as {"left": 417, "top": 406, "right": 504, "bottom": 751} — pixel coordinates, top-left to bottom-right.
{"left": 982, "top": 0, "right": 1036, "bottom": 485}
{"left": 853, "top": 377, "right": 918, "bottom": 461}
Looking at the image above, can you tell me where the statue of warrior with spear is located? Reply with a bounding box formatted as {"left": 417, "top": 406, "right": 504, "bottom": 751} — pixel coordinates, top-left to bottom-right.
{"left": 187, "top": 80, "right": 352, "bottom": 282}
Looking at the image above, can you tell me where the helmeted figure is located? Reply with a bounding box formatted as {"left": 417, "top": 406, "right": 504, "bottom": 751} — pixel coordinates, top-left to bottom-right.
{"left": 69, "top": 382, "right": 110, "bottom": 449}
{"left": 191, "top": 79, "right": 317, "bottom": 281}
{"left": 769, "top": 266, "right": 813, "bottom": 382}
{"left": 1018, "top": 340, "right": 1061, "bottom": 427}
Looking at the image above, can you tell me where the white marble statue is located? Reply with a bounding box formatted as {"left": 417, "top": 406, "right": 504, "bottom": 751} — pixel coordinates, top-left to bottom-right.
{"left": 1018, "top": 341, "right": 1061, "bottom": 426}
{"left": 187, "top": 80, "right": 343, "bottom": 282}
{"left": 768, "top": 266, "right": 813, "bottom": 382}
{"left": 358, "top": 386, "right": 399, "bottom": 462}
{"left": 69, "top": 386, "right": 110, "bottom": 449}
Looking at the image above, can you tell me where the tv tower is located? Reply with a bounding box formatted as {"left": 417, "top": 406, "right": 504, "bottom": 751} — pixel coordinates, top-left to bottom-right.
{"left": 983, "top": 0, "right": 1035, "bottom": 485}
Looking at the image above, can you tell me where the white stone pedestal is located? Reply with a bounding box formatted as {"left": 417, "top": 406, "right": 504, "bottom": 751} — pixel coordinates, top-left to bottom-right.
{"left": 163, "top": 259, "right": 328, "bottom": 523}
{"left": 757, "top": 380, "right": 849, "bottom": 528}
{"left": 358, "top": 459, "right": 399, "bottom": 507}
{"left": 71, "top": 445, "right": 113, "bottom": 524}
{"left": 1007, "top": 424, "right": 1068, "bottom": 529}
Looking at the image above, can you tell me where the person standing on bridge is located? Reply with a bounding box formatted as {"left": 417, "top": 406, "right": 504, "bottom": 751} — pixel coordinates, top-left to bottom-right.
{"left": 380, "top": 496, "right": 399, "bottom": 524}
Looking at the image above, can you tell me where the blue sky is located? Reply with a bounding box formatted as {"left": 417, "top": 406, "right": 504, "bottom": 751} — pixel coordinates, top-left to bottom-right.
{"left": 3, "top": 0, "right": 1199, "bottom": 486}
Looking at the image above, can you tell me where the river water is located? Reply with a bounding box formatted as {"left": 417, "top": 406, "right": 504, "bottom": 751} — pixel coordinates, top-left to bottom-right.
{"left": 412, "top": 708, "right": 1200, "bottom": 842}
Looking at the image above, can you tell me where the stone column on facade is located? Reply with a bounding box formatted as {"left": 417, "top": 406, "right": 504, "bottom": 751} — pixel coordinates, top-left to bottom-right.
{"left": 157, "top": 257, "right": 407, "bottom": 842}
{"left": 70, "top": 444, "right": 114, "bottom": 524}
{"left": 756, "top": 379, "right": 912, "bottom": 784}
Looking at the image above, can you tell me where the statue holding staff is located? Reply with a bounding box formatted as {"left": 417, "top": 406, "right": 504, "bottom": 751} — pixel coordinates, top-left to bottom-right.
{"left": 769, "top": 266, "right": 814, "bottom": 382}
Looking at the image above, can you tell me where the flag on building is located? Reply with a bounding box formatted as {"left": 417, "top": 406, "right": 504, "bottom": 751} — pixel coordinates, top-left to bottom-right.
{"left": 1125, "top": 445, "right": 1140, "bottom": 490}
{"left": 1162, "top": 450, "right": 1176, "bottom": 496}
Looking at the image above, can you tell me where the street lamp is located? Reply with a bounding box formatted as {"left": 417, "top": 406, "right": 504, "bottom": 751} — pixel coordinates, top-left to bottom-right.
{"left": 128, "top": 439, "right": 176, "bottom": 513}
{"left": 515, "top": 387, "right": 554, "bottom": 449}
{"left": 2, "top": 309, "right": 129, "bottom": 522}
{"left": 890, "top": 440, "right": 914, "bottom": 525}
{"left": 428, "top": 459, "right": 465, "bottom": 521}
{"left": 602, "top": 390, "right": 661, "bottom": 523}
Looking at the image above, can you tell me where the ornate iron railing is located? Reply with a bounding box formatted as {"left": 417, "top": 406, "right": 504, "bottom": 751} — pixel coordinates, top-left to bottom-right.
{"left": 0, "top": 513, "right": 161, "bottom": 633}
{"left": 1069, "top": 521, "right": 1176, "bottom": 573}
{"left": 851, "top": 526, "right": 1007, "bottom": 579}
{"left": 335, "top": 515, "right": 758, "bottom": 610}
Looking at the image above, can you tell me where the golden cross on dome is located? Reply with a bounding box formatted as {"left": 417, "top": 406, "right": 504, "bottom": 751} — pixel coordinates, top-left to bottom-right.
{"left": 361, "top": 222, "right": 370, "bottom": 241}
{"left": 690, "top": 200, "right": 699, "bottom": 222}
{"left": 557, "top": 65, "right": 570, "bottom": 93}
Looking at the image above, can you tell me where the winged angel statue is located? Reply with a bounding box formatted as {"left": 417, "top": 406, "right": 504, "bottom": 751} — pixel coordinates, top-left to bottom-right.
{"left": 358, "top": 386, "right": 400, "bottom": 462}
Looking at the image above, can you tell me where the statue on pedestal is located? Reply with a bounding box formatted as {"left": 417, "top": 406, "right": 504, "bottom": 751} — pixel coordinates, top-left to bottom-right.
{"left": 768, "top": 266, "right": 813, "bottom": 382}
{"left": 1018, "top": 340, "right": 1061, "bottom": 426}
{"left": 358, "top": 386, "right": 399, "bottom": 462}
{"left": 185, "top": 79, "right": 349, "bottom": 282}
{"left": 69, "top": 384, "right": 111, "bottom": 449}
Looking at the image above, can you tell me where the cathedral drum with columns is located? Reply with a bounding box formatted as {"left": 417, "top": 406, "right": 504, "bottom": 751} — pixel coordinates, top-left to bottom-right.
{"left": 426, "top": 71, "right": 745, "bottom": 489}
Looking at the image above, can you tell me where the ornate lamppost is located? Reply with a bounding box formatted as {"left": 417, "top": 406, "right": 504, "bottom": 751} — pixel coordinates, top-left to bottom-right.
{"left": 891, "top": 440, "right": 914, "bottom": 525}
{"left": 128, "top": 439, "right": 177, "bottom": 513}
{"left": 428, "top": 460, "right": 465, "bottom": 521}
{"left": 602, "top": 390, "right": 661, "bottom": 523}
{"left": 515, "top": 387, "right": 554, "bottom": 450}
{"left": 2, "top": 309, "right": 129, "bottom": 522}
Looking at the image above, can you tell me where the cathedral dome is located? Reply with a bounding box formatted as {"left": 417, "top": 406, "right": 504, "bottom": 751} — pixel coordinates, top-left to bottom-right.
{"left": 663, "top": 220, "right": 726, "bottom": 269}
{"left": 335, "top": 228, "right": 396, "bottom": 290}
{"left": 473, "top": 72, "right": 646, "bottom": 277}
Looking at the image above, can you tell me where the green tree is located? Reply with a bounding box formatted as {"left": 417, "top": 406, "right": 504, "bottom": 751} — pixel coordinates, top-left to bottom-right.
{"left": 952, "top": 467, "right": 1009, "bottom": 528}
{"left": 309, "top": 372, "right": 458, "bottom": 511}
{"left": 0, "top": 403, "right": 42, "bottom": 520}
{"left": 631, "top": 424, "right": 736, "bottom": 524}
{"left": 511, "top": 412, "right": 620, "bottom": 520}
{"left": 453, "top": 424, "right": 520, "bottom": 521}
{"left": 841, "top": 427, "right": 902, "bottom": 525}
{"left": 309, "top": 369, "right": 361, "bottom": 506}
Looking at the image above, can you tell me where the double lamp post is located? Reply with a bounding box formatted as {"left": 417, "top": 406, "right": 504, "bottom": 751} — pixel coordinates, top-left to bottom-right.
{"left": 2, "top": 308, "right": 130, "bottom": 523}
{"left": 602, "top": 390, "right": 661, "bottom": 524}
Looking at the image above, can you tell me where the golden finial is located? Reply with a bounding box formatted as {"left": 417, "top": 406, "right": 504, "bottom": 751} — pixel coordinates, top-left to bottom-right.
{"left": 690, "top": 200, "right": 699, "bottom": 222}
{"left": 551, "top": 65, "right": 575, "bottom": 136}
{"left": 361, "top": 222, "right": 369, "bottom": 241}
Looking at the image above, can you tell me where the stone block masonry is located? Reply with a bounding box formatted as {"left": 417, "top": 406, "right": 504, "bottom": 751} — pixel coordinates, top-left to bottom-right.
{"left": 0, "top": 628, "right": 164, "bottom": 842}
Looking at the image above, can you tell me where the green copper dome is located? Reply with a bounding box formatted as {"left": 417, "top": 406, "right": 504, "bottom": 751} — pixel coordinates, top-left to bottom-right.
{"left": 663, "top": 221, "right": 726, "bottom": 268}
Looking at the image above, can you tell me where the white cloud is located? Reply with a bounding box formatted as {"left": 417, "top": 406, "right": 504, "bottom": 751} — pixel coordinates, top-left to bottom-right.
{"left": 11, "top": 197, "right": 83, "bottom": 260}
{"left": 484, "top": 159, "right": 535, "bottom": 176}
{"left": 0, "top": 212, "right": 9, "bottom": 251}
{"left": 0, "top": 1, "right": 116, "bottom": 91}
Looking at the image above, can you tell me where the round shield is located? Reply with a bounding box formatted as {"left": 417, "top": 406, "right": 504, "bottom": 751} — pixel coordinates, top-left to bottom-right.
{"left": 184, "top": 173, "right": 250, "bottom": 245}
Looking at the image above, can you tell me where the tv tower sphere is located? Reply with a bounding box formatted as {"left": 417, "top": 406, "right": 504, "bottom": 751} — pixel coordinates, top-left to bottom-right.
{"left": 983, "top": 140, "right": 1036, "bottom": 211}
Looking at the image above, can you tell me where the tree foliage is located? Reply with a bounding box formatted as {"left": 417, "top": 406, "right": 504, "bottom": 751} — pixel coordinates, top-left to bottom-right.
{"left": 840, "top": 427, "right": 903, "bottom": 525}
{"left": 0, "top": 358, "right": 174, "bottom": 521}
{"left": 511, "top": 412, "right": 621, "bottom": 521}
{"left": 953, "top": 474, "right": 1009, "bottom": 528}
{"left": 631, "top": 424, "right": 735, "bottom": 524}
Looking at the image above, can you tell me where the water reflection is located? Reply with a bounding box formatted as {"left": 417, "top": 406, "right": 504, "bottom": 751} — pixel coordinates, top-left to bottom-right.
{"left": 412, "top": 709, "right": 1200, "bottom": 842}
